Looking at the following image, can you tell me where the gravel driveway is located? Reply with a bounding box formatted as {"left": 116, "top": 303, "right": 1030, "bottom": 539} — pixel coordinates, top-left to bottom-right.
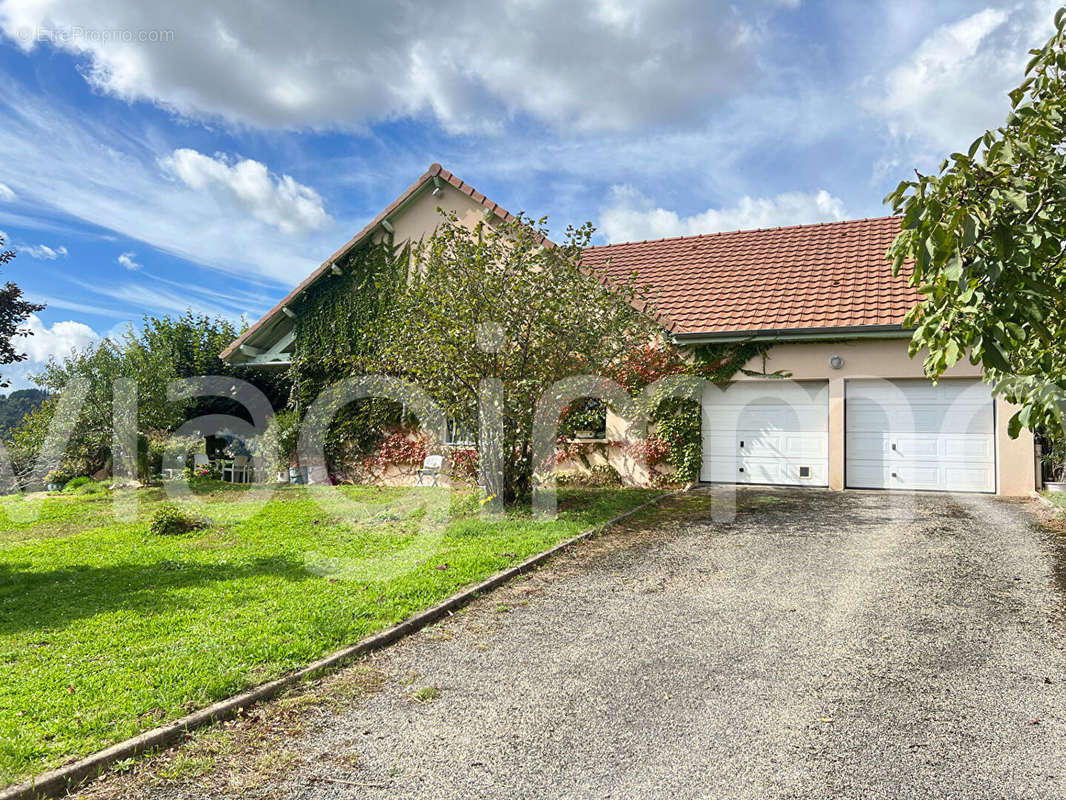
{"left": 81, "top": 488, "right": 1066, "bottom": 799}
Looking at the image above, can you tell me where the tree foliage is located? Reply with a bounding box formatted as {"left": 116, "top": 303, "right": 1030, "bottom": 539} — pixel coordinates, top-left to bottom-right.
{"left": 10, "top": 312, "right": 290, "bottom": 481}
{"left": 0, "top": 388, "right": 47, "bottom": 437}
{"left": 378, "top": 212, "right": 661, "bottom": 502}
{"left": 885, "top": 7, "right": 1066, "bottom": 436}
{"left": 0, "top": 235, "right": 46, "bottom": 388}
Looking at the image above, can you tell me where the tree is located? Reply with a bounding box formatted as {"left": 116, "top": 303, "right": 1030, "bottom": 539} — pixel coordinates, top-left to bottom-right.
{"left": 0, "top": 235, "right": 45, "bottom": 388}
{"left": 0, "top": 388, "right": 47, "bottom": 437}
{"left": 377, "top": 212, "right": 660, "bottom": 502}
{"left": 885, "top": 8, "right": 1066, "bottom": 436}
{"left": 20, "top": 312, "right": 292, "bottom": 481}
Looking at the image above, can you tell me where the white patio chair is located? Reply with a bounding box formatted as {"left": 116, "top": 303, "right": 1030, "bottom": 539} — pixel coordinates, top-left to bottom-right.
{"left": 192, "top": 454, "right": 210, "bottom": 470}
{"left": 416, "top": 454, "right": 444, "bottom": 487}
{"left": 223, "top": 455, "right": 251, "bottom": 483}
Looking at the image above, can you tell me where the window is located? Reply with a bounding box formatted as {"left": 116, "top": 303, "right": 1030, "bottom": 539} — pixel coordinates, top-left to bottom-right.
{"left": 444, "top": 418, "right": 476, "bottom": 446}
{"left": 562, "top": 398, "right": 607, "bottom": 439}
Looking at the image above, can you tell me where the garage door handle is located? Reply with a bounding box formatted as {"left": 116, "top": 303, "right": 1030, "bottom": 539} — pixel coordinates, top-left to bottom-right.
{"left": 891, "top": 443, "right": 896, "bottom": 451}
{"left": 739, "top": 440, "right": 744, "bottom": 448}
{"left": 891, "top": 472, "right": 898, "bottom": 478}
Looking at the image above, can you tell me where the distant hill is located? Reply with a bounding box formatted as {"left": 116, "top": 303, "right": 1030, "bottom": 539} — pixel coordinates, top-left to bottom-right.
{"left": 0, "top": 389, "right": 47, "bottom": 438}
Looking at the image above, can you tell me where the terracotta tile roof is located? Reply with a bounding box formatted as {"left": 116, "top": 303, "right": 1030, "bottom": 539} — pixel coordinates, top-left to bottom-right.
{"left": 582, "top": 216, "right": 917, "bottom": 337}
{"left": 223, "top": 163, "right": 918, "bottom": 362}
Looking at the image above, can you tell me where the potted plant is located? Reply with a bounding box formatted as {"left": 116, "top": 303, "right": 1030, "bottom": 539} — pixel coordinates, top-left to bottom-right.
{"left": 1040, "top": 431, "right": 1066, "bottom": 492}
{"left": 44, "top": 469, "right": 69, "bottom": 492}
{"left": 268, "top": 410, "right": 303, "bottom": 484}
{"left": 565, "top": 399, "right": 606, "bottom": 440}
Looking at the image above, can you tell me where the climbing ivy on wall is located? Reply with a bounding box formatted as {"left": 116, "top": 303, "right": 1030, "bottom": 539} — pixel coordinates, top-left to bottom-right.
{"left": 638, "top": 339, "right": 778, "bottom": 483}
{"left": 287, "top": 237, "right": 411, "bottom": 470}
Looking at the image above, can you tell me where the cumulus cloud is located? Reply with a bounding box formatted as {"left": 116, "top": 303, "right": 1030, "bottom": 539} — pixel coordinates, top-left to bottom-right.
{"left": 117, "top": 251, "right": 141, "bottom": 270}
{"left": 18, "top": 314, "right": 100, "bottom": 363}
{"left": 0, "top": 82, "right": 331, "bottom": 284}
{"left": 159, "top": 149, "right": 330, "bottom": 235}
{"left": 0, "top": 183, "right": 15, "bottom": 201}
{"left": 598, "top": 185, "right": 848, "bottom": 243}
{"left": 0, "top": 0, "right": 792, "bottom": 132}
{"left": 869, "top": 4, "right": 1059, "bottom": 155}
{"left": 20, "top": 243, "right": 68, "bottom": 260}
{"left": 0, "top": 229, "right": 68, "bottom": 259}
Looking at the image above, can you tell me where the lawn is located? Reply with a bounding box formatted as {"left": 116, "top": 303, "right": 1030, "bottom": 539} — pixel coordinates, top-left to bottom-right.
{"left": 1044, "top": 490, "right": 1066, "bottom": 509}
{"left": 0, "top": 482, "right": 661, "bottom": 786}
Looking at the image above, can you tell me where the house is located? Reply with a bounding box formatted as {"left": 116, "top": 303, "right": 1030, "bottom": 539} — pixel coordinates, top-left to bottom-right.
{"left": 221, "top": 164, "right": 1037, "bottom": 496}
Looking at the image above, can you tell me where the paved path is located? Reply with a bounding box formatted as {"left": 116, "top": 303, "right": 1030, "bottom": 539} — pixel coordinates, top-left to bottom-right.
{"left": 86, "top": 488, "right": 1066, "bottom": 799}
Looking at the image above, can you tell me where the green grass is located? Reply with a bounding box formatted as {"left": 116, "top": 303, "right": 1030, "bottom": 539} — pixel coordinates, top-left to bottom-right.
{"left": 1044, "top": 490, "right": 1066, "bottom": 509}
{"left": 0, "top": 482, "right": 660, "bottom": 786}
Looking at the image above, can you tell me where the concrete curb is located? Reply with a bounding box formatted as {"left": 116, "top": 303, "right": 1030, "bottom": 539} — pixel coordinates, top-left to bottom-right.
{"left": 1, "top": 487, "right": 688, "bottom": 800}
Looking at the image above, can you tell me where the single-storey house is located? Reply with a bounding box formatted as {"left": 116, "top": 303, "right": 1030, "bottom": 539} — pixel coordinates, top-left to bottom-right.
{"left": 221, "top": 164, "right": 1037, "bottom": 496}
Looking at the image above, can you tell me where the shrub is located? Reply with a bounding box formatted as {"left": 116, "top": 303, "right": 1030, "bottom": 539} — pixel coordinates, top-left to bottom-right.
{"left": 448, "top": 447, "right": 479, "bottom": 484}
{"left": 189, "top": 461, "right": 222, "bottom": 482}
{"left": 43, "top": 469, "right": 71, "bottom": 487}
{"left": 64, "top": 479, "right": 109, "bottom": 495}
{"left": 557, "top": 464, "right": 622, "bottom": 488}
{"left": 145, "top": 432, "right": 168, "bottom": 479}
{"left": 62, "top": 476, "right": 92, "bottom": 492}
{"left": 149, "top": 503, "right": 207, "bottom": 536}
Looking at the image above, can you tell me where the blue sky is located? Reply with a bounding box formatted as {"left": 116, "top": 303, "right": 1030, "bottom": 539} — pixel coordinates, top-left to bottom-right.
{"left": 0, "top": 0, "right": 1057, "bottom": 388}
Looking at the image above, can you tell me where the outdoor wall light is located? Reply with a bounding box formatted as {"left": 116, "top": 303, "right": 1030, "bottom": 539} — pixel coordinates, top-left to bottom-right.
{"left": 829, "top": 354, "right": 844, "bottom": 370}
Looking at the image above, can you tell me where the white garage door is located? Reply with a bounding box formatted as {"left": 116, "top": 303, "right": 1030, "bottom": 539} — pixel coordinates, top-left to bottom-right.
{"left": 701, "top": 381, "right": 829, "bottom": 486}
{"left": 846, "top": 379, "right": 995, "bottom": 493}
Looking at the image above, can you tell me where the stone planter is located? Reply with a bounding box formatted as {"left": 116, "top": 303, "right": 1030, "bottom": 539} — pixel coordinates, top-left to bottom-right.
{"left": 288, "top": 466, "right": 308, "bottom": 485}
{"left": 1045, "top": 481, "right": 1066, "bottom": 493}
{"left": 46, "top": 482, "right": 64, "bottom": 492}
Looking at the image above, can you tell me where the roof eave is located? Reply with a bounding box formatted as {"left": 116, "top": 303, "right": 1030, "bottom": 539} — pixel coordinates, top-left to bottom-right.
{"left": 220, "top": 163, "right": 546, "bottom": 364}
{"left": 672, "top": 324, "right": 912, "bottom": 344}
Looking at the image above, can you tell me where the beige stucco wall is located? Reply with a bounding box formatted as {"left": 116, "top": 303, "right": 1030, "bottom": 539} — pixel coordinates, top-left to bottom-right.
{"left": 607, "top": 337, "right": 1035, "bottom": 496}
{"left": 371, "top": 182, "right": 489, "bottom": 253}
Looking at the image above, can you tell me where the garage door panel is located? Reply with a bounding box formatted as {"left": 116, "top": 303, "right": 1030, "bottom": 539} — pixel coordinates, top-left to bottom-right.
{"left": 847, "top": 404, "right": 992, "bottom": 435}
{"left": 704, "top": 431, "right": 828, "bottom": 459}
{"left": 845, "top": 379, "right": 995, "bottom": 493}
{"left": 704, "top": 382, "right": 830, "bottom": 406}
{"left": 941, "top": 437, "right": 994, "bottom": 460}
{"left": 701, "top": 380, "right": 829, "bottom": 487}
{"left": 702, "top": 405, "right": 829, "bottom": 431}
{"left": 702, "top": 456, "right": 828, "bottom": 486}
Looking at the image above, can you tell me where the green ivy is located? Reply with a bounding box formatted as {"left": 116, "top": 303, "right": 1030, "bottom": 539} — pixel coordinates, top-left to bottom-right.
{"left": 288, "top": 237, "right": 411, "bottom": 468}
{"left": 652, "top": 340, "right": 775, "bottom": 482}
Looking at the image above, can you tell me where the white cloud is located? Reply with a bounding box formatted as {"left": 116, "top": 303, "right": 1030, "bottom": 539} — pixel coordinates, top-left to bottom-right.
{"left": 117, "top": 251, "right": 141, "bottom": 270}
{"left": 20, "top": 243, "right": 67, "bottom": 260}
{"left": 869, "top": 4, "right": 1059, "bottom": 155}
{"left": 598, "top": 184, "right": 848, "bottom": 243}
{"left": 0, "top": 81, "right": 331, "bottom": 284}
{"left": 70, "top": 278, "right": 259, "bottom": 322}
{"left": 159, "top": 149, "right": 330, "bottom": 235}
{"left": 17, "top": 314, "right": 100, "bottom": 363}
{"left": 0, "top": 0, "right": 791, "bottom": 133}
{"left": 0, "top": 183, "right": 15, "bottom": 201}
{"left": 0, "top": 229, "right": 68, "bottom": 259}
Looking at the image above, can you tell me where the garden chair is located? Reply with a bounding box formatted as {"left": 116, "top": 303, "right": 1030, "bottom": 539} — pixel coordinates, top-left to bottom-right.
{"left": 416, "top": 454, "right": 444, "bottom": 487}
{"left": 192, "top": 454, "right": 210, "bottom": 470}
{"left": 223, "top": 455, "right": 251, "bottom": 484}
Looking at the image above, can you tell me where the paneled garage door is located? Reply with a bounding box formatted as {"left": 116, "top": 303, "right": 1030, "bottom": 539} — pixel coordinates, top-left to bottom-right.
{"left": 845, "top": 379, "right": 995, "bottom": 493}
{"left": 701, "top": 381, "right": 829, "bottom": 486}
